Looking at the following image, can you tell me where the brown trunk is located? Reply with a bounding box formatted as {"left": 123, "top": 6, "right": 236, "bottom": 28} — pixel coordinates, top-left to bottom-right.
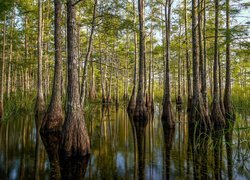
{"left": 202, "top": 0, "right": 208, "bottom": 110}
{"left": 89, "top": 57, "right": 96, "bottom": 100}
{"left": 162, "top": 0, "right": 174, "bottom": 128}
{"left": 80, "top": 0, "right": 97, "bottom": 105}
{"left": 41, "top": 0, "right": 64, "bottom": 134}
{"left": 35, "top": 0, "right": 46, "bottom": 117}
{"left": 211, "top": 0, "right": 225, "bottom": 128}
{"left": 128, "top": 0, "right": 137, "bottom": 112}
{"left": 177, "top": 17, "right": 182, "bottom": 106}
{"left": 190, "top": 0, "right": 211, "bottom": 131}
{"left": 218, "top": 52, "right": 225, "bottom": 115}
{"left": 7, "top": 10, "right": 14, "bottom": 98}
{"left": 184, "top": 0, "right": 192, "bottom": 111}
{"left": 0, "top": 15, "right": 6, "bottom": 118}
{"left": 224, "top": 0, "right": 235, "bottom": 123}
{"left": 134, "top": 0, "right": 147, "bottom": 120}
{"left": 99, "top": 39, "right": 106, "bottom": 103}
{"left": 60, "top": 0, "right": 90, "bottom": 158}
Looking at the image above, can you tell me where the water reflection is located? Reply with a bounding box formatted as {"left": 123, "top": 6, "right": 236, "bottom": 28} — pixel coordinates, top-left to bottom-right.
{"left": 0, "top": 105, "right": 249, "bottom": 179}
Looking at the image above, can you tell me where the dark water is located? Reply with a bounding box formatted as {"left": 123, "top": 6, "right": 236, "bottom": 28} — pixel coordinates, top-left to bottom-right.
{"left": 0, "top": 104, "right": 249, "bottom": 179}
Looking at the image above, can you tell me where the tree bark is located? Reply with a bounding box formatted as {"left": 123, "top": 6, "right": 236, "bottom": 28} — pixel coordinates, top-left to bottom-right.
{"left": 162, "top": 0, "right": 174, "bottom": 128}
{"left": 60, "top": 0, "right": 90, "bottom": 158}
{"left": 184, "top": 0, "right": 192, "bottom": 112}
{"left": 127, "top": 0, "right": 137, "bottom": 113}
{"left": 211, "top": 0, "right": 225, "bottom": 128}
{"left": 202, "top": 0, "right": 208, "bottom": 110}
{"left": 190, "top": 0, "right": 211, "bottom": 131}
{"left": 177, "top": 16, "right": 183, "bottom": 106}
{"left": 0, "top": 15, "right": 6, "bottom": 118}
{"left": 134, "top": 0, "right": 147, "bottom": 120}
{"left": 35, "top": 0, "right": 46, "bottom": 118}
{"left": 224, "top": 0, "right": 235, "bottom": 124}
{"left": 40, "top": 0, "right": 64, "bottom": 134}
{"left": 80, "top": 0, "right": 97, "bottom": 105}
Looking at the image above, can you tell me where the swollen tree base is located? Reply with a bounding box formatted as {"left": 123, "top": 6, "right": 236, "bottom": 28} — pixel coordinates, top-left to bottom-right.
{"left": 211, "top": 100, "right": 225, "bottom": 129}
{"left": 35, "top": 96, "right": 45, "bottom": 119}
{"left": 40, "top": 104, "right": 64, "bottom": 135}
{"left": 224, "top": 99, "right": 235, "bottom": 127}
{"left": 133, "top": 102, "right": 148, "bottom": 121}
{"left": 190, "top": 97, "right": 211, "bottom": 131}
{"left": 162, "top": 100, "right": 175, "bottom": 128}
{"left": 127, "top": 87, "right": 136, "bottom": 113}
{"left": 60, "top": 110, "right": 90, "bottom": 158}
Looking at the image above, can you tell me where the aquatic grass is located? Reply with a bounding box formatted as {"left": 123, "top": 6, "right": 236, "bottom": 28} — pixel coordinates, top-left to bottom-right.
{"left": 3, "top": 92, "right": 35, "bottom": 121}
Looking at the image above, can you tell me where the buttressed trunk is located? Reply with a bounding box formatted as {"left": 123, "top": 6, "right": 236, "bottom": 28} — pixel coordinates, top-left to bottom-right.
{"left": 60, "top": 0, "right": 90, "bottom": 158}
{"left": 162, "top": 0, "right": 174, "bottom": 128}
{"left": 40, "top": 0, "right": 64, "bottom": 134}
{"left": 35, "top": 0, "right": 45, "bottom": 117}
{"left": 211, "top": 0, "right": 225, "bottom": 128}
{"left": 134, "top": 0, "right": 147, "bottom": 120}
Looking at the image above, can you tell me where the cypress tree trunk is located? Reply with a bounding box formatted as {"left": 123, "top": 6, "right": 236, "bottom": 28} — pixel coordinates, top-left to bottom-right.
{"left": 40, "top": 0, "right": 64, "bottom": 134}
{"left": 162, "top": 0, "right": 174, "bottom": 128}
{"left": 211, "top": 0, "right": 225, "bottom": 128}
{"left": 0, "top": 15, "right": 6, "bottom": 119}
{"left": 35, "top": 0, "right": 46, "bottom": 117}
{"left": 202, "top": 0, "right": 208, "bottom": 110}
{"left": 80, "top": 0, "right": 97, "bottom": 105}
{"left": 224, "top": 0, "right": 235, "bottom": 124}
{"left": 60, "top": 0, "right": 90, "bottom": 158}
{"left": 190, "top": 0, "right": 211, "bottom": 130}
{"left": 134, "top": 0, "right": 147, "bottom": 120}
{"left": 177, "top": 17, "right": 182, "bottom": 106}
{"left": 127, "top": 0, "right": 137, "bottom": 113}
{"left": 184, "top": 0, "right": 192, "bottom": 112}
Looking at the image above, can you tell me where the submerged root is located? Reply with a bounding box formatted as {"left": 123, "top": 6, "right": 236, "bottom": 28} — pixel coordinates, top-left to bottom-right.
{"left": 60, "top": 110, "right": 90, "bottom": 158}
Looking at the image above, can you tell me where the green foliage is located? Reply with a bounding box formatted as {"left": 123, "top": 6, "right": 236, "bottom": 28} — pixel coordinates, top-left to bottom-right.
{"left": 3, "top": 92, "right": 35, "bottom": 121}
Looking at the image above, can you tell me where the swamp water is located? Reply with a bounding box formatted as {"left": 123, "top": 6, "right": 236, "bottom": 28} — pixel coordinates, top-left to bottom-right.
{"left": 0, "top": 103, "right": 249, "bottom": 179}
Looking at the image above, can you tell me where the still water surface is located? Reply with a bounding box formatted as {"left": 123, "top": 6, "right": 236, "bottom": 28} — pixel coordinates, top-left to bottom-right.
{"left": 0, "top": 103, "right": 249, "bottom": 179}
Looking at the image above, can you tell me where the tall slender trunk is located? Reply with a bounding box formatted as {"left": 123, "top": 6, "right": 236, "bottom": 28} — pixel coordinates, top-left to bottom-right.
{"left": 0, "top": 16, "right": 6, "bottom": 118}
{"left": 60, "top": 0, "right": 90, "bottom": 158}
{"left": 7, "top": 10, "right": 14, "bottom": 98}
{"left": 190, "top": 0, "right": 211, "bottom": 130}
{"left": 134, "top": 0, "right": 147, "bottom": 120}
{"left": 80, "top": 0, "right": 97, "bottom": 105}
{"left": 127, "top": 0, "right": 137, "bottom": 113}
{"left": 35, "top": 0, "right": 45, "bottom": 117}
{"left": 211, "top": 0, "right": 225, "bottom": 128}
{"left": 218, "top": 51, "right": 225, "bottom": 115}
{"left": 40, "top": 0, "right": 64, "bottom": 134}
{"left": 224, "top": 0, "right": 235, "bottom": 123}
{"left": 202, "top": 0, "right": 208, "bottom": 111}
{"left": 184, "top": 0, "right": 192, "bottom": 111}
{"left": 177, "top": 16, "right": 182, "bottom": 106}
{"left": 99, "top": 39, "right": 106, "bottom": 103}
{"left": 162, "top": 0, "right": 174, "bottom": 128}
